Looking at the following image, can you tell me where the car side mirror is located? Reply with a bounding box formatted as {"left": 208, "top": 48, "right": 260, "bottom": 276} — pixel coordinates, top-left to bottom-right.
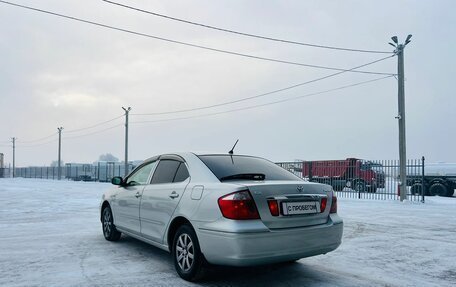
{"left": 111, "top": 176, "right": 124, "bottom": 186}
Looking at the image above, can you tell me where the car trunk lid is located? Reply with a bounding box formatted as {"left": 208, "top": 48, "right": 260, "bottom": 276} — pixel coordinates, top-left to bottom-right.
{"left": 233, "top": 180, "right": 332, "bottom": 229}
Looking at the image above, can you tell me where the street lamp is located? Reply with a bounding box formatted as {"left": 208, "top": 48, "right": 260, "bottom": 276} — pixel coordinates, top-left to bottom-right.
{"left": 389, "top": 34, "right": 412, "bottom": 201}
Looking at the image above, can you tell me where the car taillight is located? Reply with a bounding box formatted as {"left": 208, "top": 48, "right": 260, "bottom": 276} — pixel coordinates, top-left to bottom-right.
{"left": 218, "top": 190, "right": 260, "bottom": 220}
{"left": 267, "top": 199, "right": 279, "bottom": 216}
{"left": 330, "top": 194, "right": 338, "bottom": 213}
{"left": 320, "top": 198, "right": 327, "bottom": 213}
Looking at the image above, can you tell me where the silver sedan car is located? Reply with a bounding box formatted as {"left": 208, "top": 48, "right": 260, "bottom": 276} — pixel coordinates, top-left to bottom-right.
{"left": 100, "top": 152, "right": 343, "bottom": 281}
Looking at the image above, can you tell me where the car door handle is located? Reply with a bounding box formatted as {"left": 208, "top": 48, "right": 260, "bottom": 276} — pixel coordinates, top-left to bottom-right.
{"left": 169, "top": 191, "right": 179, "bottom": 199}
{"left": 135, "top": 192, "right": 142, "bottom": 198}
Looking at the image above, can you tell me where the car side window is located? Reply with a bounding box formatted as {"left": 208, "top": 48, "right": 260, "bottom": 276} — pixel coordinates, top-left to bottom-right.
{"left": 126, "top": 161, "right": 157, "bottom": 186}
{"left": 173, "top": 163, "right": 190, "bottom": 182}
{"left": 150, "top": 160, "right": 181, "bottom": 184}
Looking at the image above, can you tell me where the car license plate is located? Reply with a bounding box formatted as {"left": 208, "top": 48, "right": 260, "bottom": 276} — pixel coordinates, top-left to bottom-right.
{"left": 282, "top": 201, "right": 320, "bottom": 215}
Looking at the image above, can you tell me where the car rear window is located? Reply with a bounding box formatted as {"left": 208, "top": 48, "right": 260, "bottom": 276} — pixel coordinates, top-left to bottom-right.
{"left": 198, "top": 155, "right": 301, "bottom": 181}
{"left": 150, "top": 160, "right": 181, "bottom": 184}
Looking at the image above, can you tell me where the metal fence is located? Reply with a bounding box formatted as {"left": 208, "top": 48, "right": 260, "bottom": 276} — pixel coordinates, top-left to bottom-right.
{"left": 0, "top": 162, "right": 135, "bottom": 182}
{"left": 276, "top": 158, "right": 427, "bottom": 202}
{"left": 3, "top": 157, "right": 455, "bottom": 202}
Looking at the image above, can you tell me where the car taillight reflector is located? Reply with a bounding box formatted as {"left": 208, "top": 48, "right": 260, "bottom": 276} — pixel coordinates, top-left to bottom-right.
{"left": 267, "top": 199, "right": 279, "bottom": 216}
{"left": 320, "top": 198, "right": 327, "bottom": 213}
{"left": 218, "top": 190, "right": 260, "bottom": 220}
{"left": 330, "top": 194, "right": 338, "bottom": 213}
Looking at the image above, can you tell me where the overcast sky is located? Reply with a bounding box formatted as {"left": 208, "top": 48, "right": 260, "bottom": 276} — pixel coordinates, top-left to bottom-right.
{"left": 0, "top": 0, "right": 455, "bottom": 166}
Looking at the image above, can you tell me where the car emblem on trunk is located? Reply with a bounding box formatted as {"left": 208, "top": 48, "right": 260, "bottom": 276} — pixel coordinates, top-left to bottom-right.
{"left": 297, "top": 185, "right": 304, "bottom": 192}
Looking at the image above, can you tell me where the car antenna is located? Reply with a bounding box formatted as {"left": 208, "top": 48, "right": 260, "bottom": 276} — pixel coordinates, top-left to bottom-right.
{"left": 228, "top": 139, "right": 239, "bottom": 155}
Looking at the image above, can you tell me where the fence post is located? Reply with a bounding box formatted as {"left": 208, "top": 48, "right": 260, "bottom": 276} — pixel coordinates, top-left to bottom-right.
{"left": 421, "top": 156, "right": 425, "bottom": 203}
{"left": 308, "top": 162, "right": 313, "bottom": 182}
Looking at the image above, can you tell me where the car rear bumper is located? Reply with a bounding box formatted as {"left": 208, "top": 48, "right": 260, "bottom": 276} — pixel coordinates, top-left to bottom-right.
{"left": 196, "top": 214, "right": 343, "bottom": 266}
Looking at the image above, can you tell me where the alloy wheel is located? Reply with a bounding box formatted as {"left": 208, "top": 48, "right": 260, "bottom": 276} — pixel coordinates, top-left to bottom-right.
{"left": 103, "top": 208, "right": 112, "bottom": 237}
{"left": 176, "top": 233, "right": 194, "bottom": 272}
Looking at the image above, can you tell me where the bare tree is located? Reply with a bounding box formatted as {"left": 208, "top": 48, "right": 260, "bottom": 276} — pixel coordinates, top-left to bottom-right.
{"left": 98, "top": 153, "right": 119, "bottom": 162}
{"left": 50, "top": 160, "right": 64, "bottom": 167}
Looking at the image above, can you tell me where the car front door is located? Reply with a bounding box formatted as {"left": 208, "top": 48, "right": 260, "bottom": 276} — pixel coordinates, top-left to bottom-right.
{"left": 112, "top": 161, "right": 157, "bottom": 235}
{"left": 140, "top": 157, "right": 190, "bottom": 243}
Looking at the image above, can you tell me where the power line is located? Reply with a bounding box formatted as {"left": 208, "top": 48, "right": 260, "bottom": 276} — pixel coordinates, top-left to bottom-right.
{"left": 0, "top": 0, "right": 393, "bottom": 75}
{"left": 133, "top": 54, "right": 395, "bottom": 116}
{"left": 14, "top": 124, "right": 123, "bottom": 147}
{"left": 65, "top": 124, "right": 123, "bottom": 140}
{"left": 2, "top": 115, "right": 122, "bottom": 146}
{"left": 19, "top": 132, "right": 58, "bottom": 143}
{"left": 65, "top": 115, "right": 124, "bottom": 133}
{"left": 103, "top": 0, "right": 392, "bottom": 54}
{"left": 17, "top": 138, "right": 58, "bottom": 148}
{"left": 131, "top": 75, "right": 394, "bottom": 125}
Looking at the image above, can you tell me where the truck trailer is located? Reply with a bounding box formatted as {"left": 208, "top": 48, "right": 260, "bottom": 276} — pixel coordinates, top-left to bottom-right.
{"left": 302, "top": 158, "right": 385, "bottom": 193}
{"left": 407, "top": 163, "right": 456, "bottom": 197}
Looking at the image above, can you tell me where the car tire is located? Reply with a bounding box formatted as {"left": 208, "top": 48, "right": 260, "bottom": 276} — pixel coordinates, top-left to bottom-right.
{"left": 429, "top": 183, "right": 448, "bottom": 197}
{"left": 173, "top": 224, "right": 206, "bottom": 282}
{"left": 102, "top": 205, "right": 121, "bottom": 241}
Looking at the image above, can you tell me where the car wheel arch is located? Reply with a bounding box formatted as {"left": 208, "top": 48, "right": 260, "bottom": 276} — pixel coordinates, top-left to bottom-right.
{"left": 100, "top": 201, "right": 111, "bottom": 222}
{"left": 167, "top": 216, "right": 192, "bottom": 252}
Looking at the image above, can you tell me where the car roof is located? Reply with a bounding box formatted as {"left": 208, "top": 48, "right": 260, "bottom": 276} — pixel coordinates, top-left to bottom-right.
{"left": 138, "top": 152, "right": 267, "bottom": 182}
{"left": 144, "top": 151, "right": 259, "bottom": 158}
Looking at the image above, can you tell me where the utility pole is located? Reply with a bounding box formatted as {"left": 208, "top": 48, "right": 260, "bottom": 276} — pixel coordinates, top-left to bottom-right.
{"left": 57, "top": 127, "right": 63, "bottom": 180}
{"left": 122, "top": 107, "right": 131, "bottom": 177}
{"left": 389, "top": 35, "right": 412, "bottom": 201}
{"left": 11, "top": 137, "right": 16, "bottom": 178}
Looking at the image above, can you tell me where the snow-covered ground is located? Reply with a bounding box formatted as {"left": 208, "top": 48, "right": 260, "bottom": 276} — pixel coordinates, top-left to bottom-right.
{"left": 0, "top": 178, "right": 455, "bottom": 287}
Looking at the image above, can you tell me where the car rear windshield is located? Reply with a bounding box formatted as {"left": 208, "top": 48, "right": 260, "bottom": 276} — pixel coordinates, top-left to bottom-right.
{"left": 198, "top": 155, "right": 301, "bottom": 181}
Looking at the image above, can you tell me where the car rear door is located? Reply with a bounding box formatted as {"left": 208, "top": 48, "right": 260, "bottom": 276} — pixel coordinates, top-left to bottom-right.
{"left": 112, "top": 160, "right": 157, "bottom": 235}
{"left": 140, "top": 156, "right": 190, "bottom": 243}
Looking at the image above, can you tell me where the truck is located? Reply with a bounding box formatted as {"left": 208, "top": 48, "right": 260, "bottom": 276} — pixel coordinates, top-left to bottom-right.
{"left": 407, "top": 163, "right": 456, "bottom": 197}
{"left": 301, "top": 158, "right": 385, "bottom": 193}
